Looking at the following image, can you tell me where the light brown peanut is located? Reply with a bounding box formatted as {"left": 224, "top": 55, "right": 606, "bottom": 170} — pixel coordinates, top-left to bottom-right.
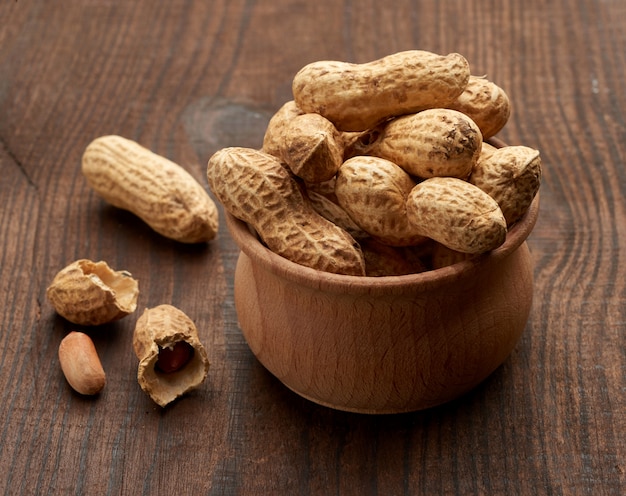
{"left": 46, "top": 259, "right": 139, "bottom": 326}
{"left": 469, "top": 145, "right": 542, "bottom": 226}
{"left": 306, "top": 190, "right": 369, "bottom": 240}
{"left": 279, "top": 113, "right": 344, "bottom": 183}
{"left": 446, "top": 75, "right": 511, "bottom": 139}
{"left": 335, "top": 156, "right": 426, "bottom": 247}
{"left": 406, "top": 177, "right": 507, "bottom": 254}
{"left": 292, "top": 50, "right": 470, "bottom": 131}
{"left": 262, "top": 100, "right": 304, "bottom": 158}
{"left": 133, "top": 304, "right": 210, "bottom": 407}
{"left": 207, "top": 147, "right": 366, "bottom": 276}
{"left": 360, "top": 109, "right": 483, "bottom": 179}
{"left": 58, "top": 331, "right": 106, "bottom": 395}
{"left": 82, "top": 135, "right": 219, "bottom": 243}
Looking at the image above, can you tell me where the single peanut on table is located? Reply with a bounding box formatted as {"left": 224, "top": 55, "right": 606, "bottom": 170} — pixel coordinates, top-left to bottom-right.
{"left": 133, "top": 304, "right": 210, "bottom": 407}
{"left": 406, "top": 177, "right": 507, "bottom": 255}
{"left": 46, "top": 259, "right": 139, "bottom": 326}
{"left": 292, "top": 50, "right": 470, "bottom": 131}
{"left": 58, "top": 331, "right": 106, "bottom": 396}
{"left": 82, "top": 135, "right": 219, "bottom": 243}
{"left": 207, "top": 147, "right": 366, "bottom": 276}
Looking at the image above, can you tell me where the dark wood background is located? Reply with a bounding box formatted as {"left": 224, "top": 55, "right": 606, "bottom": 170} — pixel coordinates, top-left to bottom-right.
{"left": 1, "top": 0, "right": 624, "bottom": 494}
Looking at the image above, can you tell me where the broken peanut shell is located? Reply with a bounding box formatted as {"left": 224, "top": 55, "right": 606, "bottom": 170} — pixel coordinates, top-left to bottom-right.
{"left": 46, "top": 259, "right": 139, "bottom": 326}
{"left": 133, "top": 304, "right": 210, "bottom": 407}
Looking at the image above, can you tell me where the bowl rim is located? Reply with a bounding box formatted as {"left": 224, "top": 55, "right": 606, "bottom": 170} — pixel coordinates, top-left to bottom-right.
{"left": 224, "top": 138, "right": 540, "bottom": 295}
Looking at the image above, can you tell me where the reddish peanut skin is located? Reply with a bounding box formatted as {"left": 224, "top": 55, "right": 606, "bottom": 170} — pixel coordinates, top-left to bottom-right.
{"left": 156, "top": 342, "right": 194, "bottom": 373}
{"left": 292, "top": 50, "right": 470, "bottom": 131}
{"left": 58, "top": 331, "right": 106, "bottom": 395}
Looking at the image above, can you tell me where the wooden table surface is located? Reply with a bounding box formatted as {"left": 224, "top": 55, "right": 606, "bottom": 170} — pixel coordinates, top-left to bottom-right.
{"left": 1, "top": 1, "right": 624, "bottom": 494}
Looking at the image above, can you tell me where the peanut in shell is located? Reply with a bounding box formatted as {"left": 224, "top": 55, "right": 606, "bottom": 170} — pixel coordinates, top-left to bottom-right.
{"left": 406, "top": 177, "right": 507, "bottom": 255}
{"left": 356, "top": 109, "right": 483, "bottom": 179}
{"left": 292, "top": 50, "right": 471, "bottom": 131}
{"left": 469, "top": 145, "right": 542, "bottom": 226}
{"left": 207, "top": 147, "right": 366, "bottom": 276}
{"left": 335, "top": 156, "right": 426, "bottom": 247}
{"left": 133, "top": 304, "right": 210, "bottom": 407}
{"left": 446, "top": 75, "right": 511, "bottom": 139}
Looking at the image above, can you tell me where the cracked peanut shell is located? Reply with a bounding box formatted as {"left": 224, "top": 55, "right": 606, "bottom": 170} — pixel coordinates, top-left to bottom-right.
{"left": 133, "top": 304, "right": 210, "bottom": 407}
{"left": 46, "top": 259, "right": 139, "bottom": 325}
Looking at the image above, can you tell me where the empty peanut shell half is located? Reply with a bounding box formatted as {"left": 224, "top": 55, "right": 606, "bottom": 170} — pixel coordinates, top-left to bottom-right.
{"left": 46, "top": 259, "right": 139, "bottom": 325}
{"left": 133, "top": 304, "right": 210, "bottom": 407}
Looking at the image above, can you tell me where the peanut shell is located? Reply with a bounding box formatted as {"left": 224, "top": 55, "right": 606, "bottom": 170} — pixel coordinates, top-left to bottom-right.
{"left": 335, "top": 156, "right": 426, "bottom": 247}
{"left": 446, "top": 76, "right": 511, "bottom": 139}
{"left": 261, "top": 100, "right": 304, "bottom": 158}
{"left": 469, "top": 145, "right": 542, "bottom": 225}
{"left": 133, "top": 304, "right": 210, "bottom": 407}
{"left": 279, "top": 113, "right": 344, "bottom": 183}
{"left": 292, "top": 50, "right": 470, "bottom": 131}
{"left": 406, "top": 177, "right": 507, "bottom": 254}
{"left": 46, "top": 259, "right": 139, "bottom": 326}
{"left": 362, "top": 109, "right": 483, "bottom": 179}
{"left": 207, "top": 147, "right": 365, "bottom": 276}
{"left": 82, "top": 135, "right": 219, "bottom": 243}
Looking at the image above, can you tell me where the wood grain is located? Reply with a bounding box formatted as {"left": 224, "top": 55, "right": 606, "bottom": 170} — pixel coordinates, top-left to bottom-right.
{"left": 1, "top": 0, "right": 624, "bottom": 494}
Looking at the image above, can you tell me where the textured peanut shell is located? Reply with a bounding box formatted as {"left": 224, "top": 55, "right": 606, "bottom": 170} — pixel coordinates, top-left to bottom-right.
{"left": 46, "top": 259, "right": 139, "bottom": 325}
{"left": 446, "top": 76, "right": 511, "bottom": 139}
{"left": 479, "top": 141, "right": 499, "bottom": 162}
{"left": 335, "top": 156, "right": 426, "bottom": 247}
{"left": 469, "top": 146, "right": 542, "bottom": 225}
{"left": 82, "top": 135, "right": 219, "bottom": 243}
{"left": 292, "top": 50, "right": 470, "bottom": 131}
{"left": 406, "top": 177, "right": 507, "bottom": 254}
{"left": 207, "top": 147, "right": 365, "bottom": 275}
{"left": 306, "top": 190, "right": 368, "bottom": 240}
{"left": 279, "top": 113, "right": 344, "bottom": 183}
{"left": 58, "top": 331, "right": 106, "bottom": 395}
{"left": 261, "top": 100, "right": 304, "bottom": 158}
{"left": 363, "top": 109, "right": 483, "bottom": 179}
{"left": 133, "top": 305, "right": 210, "bottom": 407}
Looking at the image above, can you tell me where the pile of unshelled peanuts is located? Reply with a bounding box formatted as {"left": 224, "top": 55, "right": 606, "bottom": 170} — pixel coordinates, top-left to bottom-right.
{"left": 207, "top": 49, "right": 541, "bottom": 276}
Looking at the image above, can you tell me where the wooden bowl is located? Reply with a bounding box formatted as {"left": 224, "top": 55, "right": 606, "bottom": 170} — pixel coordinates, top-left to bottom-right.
{"left": 225, "top": 189, "right": 539, "bottom": 414}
